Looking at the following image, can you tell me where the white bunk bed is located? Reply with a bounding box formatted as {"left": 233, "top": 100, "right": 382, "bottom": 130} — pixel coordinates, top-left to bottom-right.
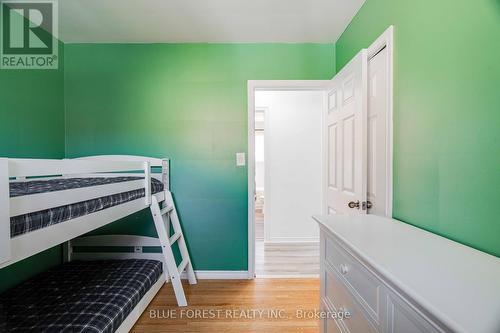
{"left": 0, "top": 155, "right": 196, "bottom": 332}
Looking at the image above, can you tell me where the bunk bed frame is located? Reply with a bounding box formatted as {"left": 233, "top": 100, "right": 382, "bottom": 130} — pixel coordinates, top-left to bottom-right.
{"left": 0, "top": 155, "right": 196, "bottom": 332}
{"left": 0, "top": 155, "right": 168, "bottom": 268}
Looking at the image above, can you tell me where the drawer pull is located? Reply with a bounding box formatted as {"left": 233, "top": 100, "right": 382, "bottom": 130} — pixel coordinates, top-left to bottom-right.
{"left": 340, "top": 264, "right": 349, "bottom": 275}
{"left": 339, "top": 306, "right": 350, "bottom": 314}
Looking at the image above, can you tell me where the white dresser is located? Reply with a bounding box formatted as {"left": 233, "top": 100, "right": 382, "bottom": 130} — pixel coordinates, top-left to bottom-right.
{"left": 314, "top": 214, "right": 500, "bottom": 333}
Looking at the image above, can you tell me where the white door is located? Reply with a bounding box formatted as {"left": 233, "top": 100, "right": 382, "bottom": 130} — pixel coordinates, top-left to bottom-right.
{"left": 367, "top": 46, "right": 388, "bottom": 216}
{"left": 325, "top": 50, "right": 368, "bottom": 215}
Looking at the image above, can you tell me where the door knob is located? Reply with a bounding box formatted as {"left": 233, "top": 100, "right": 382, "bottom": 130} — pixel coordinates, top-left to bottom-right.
{"left": 348, "top": 200, "right": 360, "bottom": 209}
{"left": 340, "top": 264, "right": 349, "bottom": 275}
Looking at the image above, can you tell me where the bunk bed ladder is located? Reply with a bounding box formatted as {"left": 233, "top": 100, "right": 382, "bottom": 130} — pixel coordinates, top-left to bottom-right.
{"left": 150, "top": 191, "right": 197, "bottom": 307}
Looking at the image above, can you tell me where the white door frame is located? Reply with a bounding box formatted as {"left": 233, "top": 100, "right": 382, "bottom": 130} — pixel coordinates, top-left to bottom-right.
{"left": 366, "top": 25, "right": 394, "bottom": 217}
{"left": 247, "top": 80, "right": 330, "bottom": 279}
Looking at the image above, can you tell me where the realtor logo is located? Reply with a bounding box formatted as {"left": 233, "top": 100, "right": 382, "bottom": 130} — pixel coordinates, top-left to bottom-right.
{"left": 1, "top": 0, "right": 58, "bottom": 69}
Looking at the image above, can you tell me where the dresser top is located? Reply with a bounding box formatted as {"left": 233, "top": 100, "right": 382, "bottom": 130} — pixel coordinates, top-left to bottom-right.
{"left": 313, "top": 214, "right": 500, "bottom": 333}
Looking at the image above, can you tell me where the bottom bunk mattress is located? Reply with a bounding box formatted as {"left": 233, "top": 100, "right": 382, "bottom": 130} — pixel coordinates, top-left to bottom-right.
{"left": 0, "top": 259, "right": 163, "bottom": 333}
{"left": 9, "top": 177, "right": 164, "bottom": 237}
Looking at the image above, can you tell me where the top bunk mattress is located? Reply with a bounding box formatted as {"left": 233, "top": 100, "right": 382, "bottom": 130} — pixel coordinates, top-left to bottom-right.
{"left": 9, "top": 177, "right": 164, "bottom": 238}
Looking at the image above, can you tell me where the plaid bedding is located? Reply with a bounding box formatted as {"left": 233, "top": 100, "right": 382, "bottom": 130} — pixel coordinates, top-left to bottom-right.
{"left": 0, "top": 259, "right": 163, "bottom": 333}
{"left": 10, "top": 177, "right": 164, "bottom": 237}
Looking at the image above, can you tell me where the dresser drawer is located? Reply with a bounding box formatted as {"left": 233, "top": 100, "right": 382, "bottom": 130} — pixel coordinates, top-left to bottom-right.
{"left": 321, "top": 299, "right": 344, "bottom": 333}
{"left": 323, "top": 264, "right": 379, "bottom": 333}
{"left": 325, "top": 316, "right": 345, "bottom": 333}
{"left": 325, "top": 234, "right": 382, "bottom": 324}
{"left": 386, "top": 292, "right": 442, "bottom": 333}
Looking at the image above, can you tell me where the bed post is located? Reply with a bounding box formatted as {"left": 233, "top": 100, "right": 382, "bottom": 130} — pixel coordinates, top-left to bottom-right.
{"left": 144, "top": 161, "right": 151, "bottom": 205}
{"left": 62, "top": 241, "right": 72, "bottom": 263}
{"left": 0, "top": 158, "right": 11, "bottom": 265}
{"left": 162, "top": 159, "right": 170, "bottom": 191}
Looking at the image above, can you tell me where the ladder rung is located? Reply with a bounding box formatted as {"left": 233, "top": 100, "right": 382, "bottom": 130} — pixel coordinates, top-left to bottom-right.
{"left": 178, "top": 259, "right": 189, "bottom": 274}
{"left": 169, "top": 232, "right": 182, "bottom": 245}
{"left": 160, "top": 205, "right": 174, "bottom": 215}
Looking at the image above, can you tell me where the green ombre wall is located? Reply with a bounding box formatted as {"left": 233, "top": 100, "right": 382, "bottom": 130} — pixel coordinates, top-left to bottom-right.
{"left": 63, "top": 43, "right": 336, "bottom": 270}
{"left": 0, "top": 43, "right": 65, "bottom": 292}
{"left": 336, "top": 0, "right": 500, "bottom": 256}
{"left": 2, "top": 0, "right": 499, "bottom": 293}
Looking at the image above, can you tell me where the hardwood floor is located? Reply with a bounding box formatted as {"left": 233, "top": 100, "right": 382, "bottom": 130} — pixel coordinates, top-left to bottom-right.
{"left": 132, "top": 279, "right": 320, "bottom": 333}
{"left": 254, "top": 195, "right": 319, "bottom": 277}
{"left": 255, "top": 241, "right": 320, "bottom": 277}
{"left": 255, "top": 219, "right": 264, "bottom": 241}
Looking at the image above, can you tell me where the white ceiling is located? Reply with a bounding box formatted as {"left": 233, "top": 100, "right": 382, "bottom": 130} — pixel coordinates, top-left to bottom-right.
{"left": 59, "top": 0, "right": 365, "bottom": 43}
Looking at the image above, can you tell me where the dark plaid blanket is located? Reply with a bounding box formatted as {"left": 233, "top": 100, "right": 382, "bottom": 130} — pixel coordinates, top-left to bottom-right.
{"left": 10, "top": 177, "right": 164, "bottom": 237}
{"left": 0, "top": 259, "right": 163, "bottom": 333}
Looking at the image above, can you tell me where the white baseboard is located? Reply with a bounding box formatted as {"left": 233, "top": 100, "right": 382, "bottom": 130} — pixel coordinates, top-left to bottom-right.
{"left": 257, "top": 274, "right": 319, "bottom": 279}
{"left": 181, "top": 270, "right": 249, "bottom": 280}
{"left": 263, "top": 239, "right": 319, "bottom": 245}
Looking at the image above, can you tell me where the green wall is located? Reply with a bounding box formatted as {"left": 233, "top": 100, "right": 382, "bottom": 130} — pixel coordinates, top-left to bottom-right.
{"left": 336, "top": 0, "right": 500, "bottom": 256}
{"left": 64, "top": 43, "right": 336, "bottom": 270}
{"left": 4, "top": 0, "right": 498, "bottom": 292}
{"left": 0, "top": 43, "right": 65, "bottom": 292}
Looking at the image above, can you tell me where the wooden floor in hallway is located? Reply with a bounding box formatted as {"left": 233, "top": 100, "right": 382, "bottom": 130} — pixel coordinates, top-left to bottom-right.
{"left": 131, "top": 279, "right": 320, "bottom": 333}
{"left": 255, "top": 241, "right": 320, "bottom": 277}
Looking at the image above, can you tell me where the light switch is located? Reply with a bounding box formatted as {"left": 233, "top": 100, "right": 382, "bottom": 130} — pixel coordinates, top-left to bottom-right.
{"left": 236, "top": 153, "right": 246, "bottom": 166}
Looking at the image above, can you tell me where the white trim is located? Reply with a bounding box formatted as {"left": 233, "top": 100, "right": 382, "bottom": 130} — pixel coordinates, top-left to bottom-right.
{"left": 181, "top": 270, "right": 249, "bottom": 280}
{"left": 263, "top": 240, "right": 320, "bottom": 245}
{"left": 264, "top": 237, "right": 320, "bottom": 244}
{"left": 248, "top": 80, "right": 332, "bottom": 91}
{"left": 247, "top": 80, "right": 330, "bottom": 279}
{"left": 366, "top": 25, "right": 394, "bottom": 217}
{"left": 257, "top": 274, "right": 319, "bottom": 279}
{"left": 254, "top": 106, "right": 268, "bottom": 131}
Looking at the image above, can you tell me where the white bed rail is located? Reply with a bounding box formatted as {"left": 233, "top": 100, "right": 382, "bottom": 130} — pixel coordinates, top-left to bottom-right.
{"left": 73, "top": 155, "right": 166, "bottom": 167}
{"left": 68, "top": 234, "right": 167, "bottom": 279}
{"left": 7, "top": 157, "right": 154, "bottom": 214}
{"left": 8, "top": 158, "right": 144, "bottom": 178}
{"left": 75, "top": 155, "right": 170, "bottom": 191}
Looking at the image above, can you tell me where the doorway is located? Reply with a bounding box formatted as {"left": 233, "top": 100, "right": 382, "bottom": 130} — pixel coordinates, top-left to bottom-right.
{"left": 248, "top": 82, "right": 329, "bottom": 278}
